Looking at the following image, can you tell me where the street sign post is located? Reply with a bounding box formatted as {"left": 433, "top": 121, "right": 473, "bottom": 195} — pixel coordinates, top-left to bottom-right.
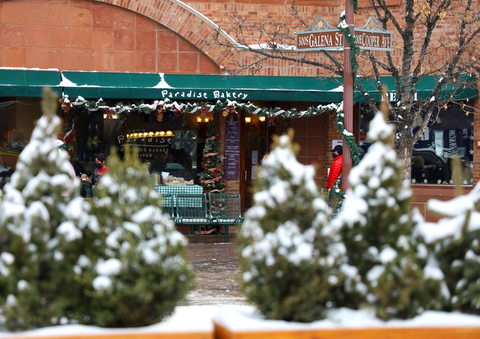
{"left": 296, "top": 12, "right": 392, "bottom": 191}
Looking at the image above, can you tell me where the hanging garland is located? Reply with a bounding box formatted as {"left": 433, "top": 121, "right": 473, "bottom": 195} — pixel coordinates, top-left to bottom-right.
{"left": 62, "top": 96, "right": 341, "bottom": 120}
{"left": 59, "top": 97, "right": 73, "bottom": 113}
{"left": 329, "top": 104, "right": 362, "bottom": 211}
{"left": 338, "top": 12, "right": 360, "bottom": 80}
{"left": 334, "top": 104, "right": 361, "bottom": 166}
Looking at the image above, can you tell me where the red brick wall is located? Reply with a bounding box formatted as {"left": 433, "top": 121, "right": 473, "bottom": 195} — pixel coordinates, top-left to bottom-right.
{"left": 0, "top": 0, "right": 219, "bottom": 73}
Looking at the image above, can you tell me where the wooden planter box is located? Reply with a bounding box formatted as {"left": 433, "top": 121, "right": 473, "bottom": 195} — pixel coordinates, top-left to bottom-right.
{"left": 212, "top": 307, "right": 480, "bottom": 339}
{"left": 0, "top": 306, "right": 214, "bottom": 339}
{"left": 1, "top": 333, "right": 212, "bottom": 339}
{"left": 214, "top": 324, "right": 480, "bottom": 339}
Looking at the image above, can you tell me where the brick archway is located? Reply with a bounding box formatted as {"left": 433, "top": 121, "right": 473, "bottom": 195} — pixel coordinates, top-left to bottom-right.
{"left": 93, "top": 0, "right": 236, "bottom": 68}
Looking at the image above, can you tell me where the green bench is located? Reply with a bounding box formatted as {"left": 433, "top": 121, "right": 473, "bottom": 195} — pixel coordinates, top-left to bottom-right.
{"left": 153, "top": 187, "right": 243, "bottom": 242}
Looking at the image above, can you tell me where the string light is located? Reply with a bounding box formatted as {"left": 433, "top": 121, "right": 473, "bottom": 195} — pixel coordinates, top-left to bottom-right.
{"left": 126, "top": 130, "right": 175, "bottom": 139}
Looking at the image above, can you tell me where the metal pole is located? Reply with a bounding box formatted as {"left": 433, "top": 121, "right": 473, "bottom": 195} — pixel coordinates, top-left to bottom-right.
{"left": 342, "top": 0, "right": 354, "bottom": 191}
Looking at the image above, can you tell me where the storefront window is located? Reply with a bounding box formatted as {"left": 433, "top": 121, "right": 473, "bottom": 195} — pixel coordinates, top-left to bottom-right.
{"left": 0, "top": 98, "right": 49, "bottom": 187}
{"left": 71, "top": 107, "right": 205, "bottom": 184}
{"left": 0, "top": 98, "right": 44, "bottom": 152}
{"left": 359, "top": 103, "right": 473, "bottom": 185}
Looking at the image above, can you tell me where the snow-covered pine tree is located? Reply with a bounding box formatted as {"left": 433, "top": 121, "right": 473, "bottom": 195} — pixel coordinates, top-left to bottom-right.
{"left": 84, "top": 146, "right": 195, "bottom": 327}
{"left": 239, "top": 129, "right": 344, "bottom": 322}
{"left": 415, "top": 180, "right": 480, "bottom": 315}
{"left": 0, "top": 88, "right": 98, "bottom": 330}
{"left": 332, "top": 107, "right": 443, "bottom": 320}
{"left": 198, "top": 120, "right": 225, "bottom": 193}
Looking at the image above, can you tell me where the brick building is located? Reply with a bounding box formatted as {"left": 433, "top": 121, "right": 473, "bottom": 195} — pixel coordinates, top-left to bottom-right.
{"left": 0, "top": 0, "right": 478, "bottom": 219}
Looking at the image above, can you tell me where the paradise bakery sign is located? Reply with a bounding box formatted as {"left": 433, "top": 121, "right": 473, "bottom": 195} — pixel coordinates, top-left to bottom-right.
{"left": 159, "top": 89, "right": 249, "bottom": 100}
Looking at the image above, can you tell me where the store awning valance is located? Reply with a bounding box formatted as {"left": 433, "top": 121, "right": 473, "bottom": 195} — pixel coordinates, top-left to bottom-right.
{"left": 60, "top": 72, "right": 345, "bottom": 102}
{"left": 0, "top": 69, "right": 62, "bottom": 97}
{"left": 355, "top": 75, "right": 477, "bottom": 102}
{"left": 59, "top": 72, "right": 479, "bottom": 103}
{"left": 0, "top": 69, "right": 477, "bottom": 103}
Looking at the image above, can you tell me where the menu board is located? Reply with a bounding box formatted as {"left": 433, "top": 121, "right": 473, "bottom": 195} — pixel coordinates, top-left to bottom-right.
{"left": 224, "top": 120, "right": 240, "bottom": 180}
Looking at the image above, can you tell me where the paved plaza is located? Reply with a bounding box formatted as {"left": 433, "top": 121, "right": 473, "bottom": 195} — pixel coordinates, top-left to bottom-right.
{"left": 184, "top": 236, "right": 248, "bottom": 306}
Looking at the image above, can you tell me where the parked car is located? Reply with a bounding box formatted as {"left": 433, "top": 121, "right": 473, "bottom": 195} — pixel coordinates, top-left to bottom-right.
{"left": 411, "top": 150, "right": 449, "bottom": 184}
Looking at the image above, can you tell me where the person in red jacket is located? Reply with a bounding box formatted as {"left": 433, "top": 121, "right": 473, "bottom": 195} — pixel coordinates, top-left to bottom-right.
{"left": 328, "top": 145, "right": 343, "bottom": 189}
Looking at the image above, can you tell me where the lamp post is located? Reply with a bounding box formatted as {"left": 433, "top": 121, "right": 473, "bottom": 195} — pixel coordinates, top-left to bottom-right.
{"left": 342, "top": 0, "right": 354, "bottom": 192}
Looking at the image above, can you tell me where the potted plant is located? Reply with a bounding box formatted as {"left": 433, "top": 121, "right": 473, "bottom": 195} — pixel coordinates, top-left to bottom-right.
{"left": 212, "top": 110, "right": 480, "bottom": 339}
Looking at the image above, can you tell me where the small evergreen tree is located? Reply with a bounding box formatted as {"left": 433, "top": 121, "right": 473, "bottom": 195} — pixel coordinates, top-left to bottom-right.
{"left": 332, "top": 108, "right": 443, "bottom": 320}
{"left": 415, "top": 180, "right": 480, "bottom": 315}
{"left": 0, "top": 88, "right": 98, "bottom": 330}
{"left": 198, "top": 120, "right": 225, "bottom": 193}
{"left": 239, "top": 129, "right": 344, "bottom": 322}
{"left": 84, "top": 147, "right": 195, "bottom": 327}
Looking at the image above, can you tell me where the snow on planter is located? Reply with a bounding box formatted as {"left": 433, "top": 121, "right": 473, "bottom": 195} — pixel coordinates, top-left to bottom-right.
{"left": 212, "top": 306, "right": 480, "bottom": 339}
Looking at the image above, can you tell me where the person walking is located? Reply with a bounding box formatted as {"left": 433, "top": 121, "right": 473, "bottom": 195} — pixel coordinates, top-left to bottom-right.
{"left": 327, "top": 145, "right": 343, "bottom": 189}
{"left": 81, "top": 153, "right": 109, "bottom": 196}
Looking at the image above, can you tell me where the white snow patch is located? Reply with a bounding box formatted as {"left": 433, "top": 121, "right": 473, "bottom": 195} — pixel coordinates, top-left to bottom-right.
{"left": 96, "top": 258, "right": 122, "bottom": 276}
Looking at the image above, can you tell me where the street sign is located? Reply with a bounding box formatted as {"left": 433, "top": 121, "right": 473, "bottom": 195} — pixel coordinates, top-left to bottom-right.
{"left": 296, "top": 17, "right": 344, "bottom": 52}
{"left": 355, "top": 17, "right": 392, "bottom": 51}
{"left": 296, "top": 17, "right": 392, "bottom": 52}
{"left": 296, "top": 30, "right": 345, "bottom": 51}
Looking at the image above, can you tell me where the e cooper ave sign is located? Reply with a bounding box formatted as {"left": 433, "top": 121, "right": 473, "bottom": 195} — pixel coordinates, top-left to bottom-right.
{"left": 296, "top": 17, "right": 392, "bottom": 52}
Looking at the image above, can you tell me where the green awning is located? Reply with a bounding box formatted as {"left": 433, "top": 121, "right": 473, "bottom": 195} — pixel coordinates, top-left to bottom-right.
{"left": 355, "top": 75, "right": 477, "bottom": 102}
{"left": 62, "top": 71, "right": 477, "bottom": 103}
{"left": 61, "top": 71, "right": 345, "bottom": 102}
{"left": 0, "top": 69, "right": 476, "bottom": 103}
{"left": 0, "top": 69, "right": 62, "bottom": 97}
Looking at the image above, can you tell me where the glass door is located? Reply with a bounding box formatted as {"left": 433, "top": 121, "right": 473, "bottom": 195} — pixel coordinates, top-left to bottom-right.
{"left": 240, "top": 113, "right": 268, "bottom": 211}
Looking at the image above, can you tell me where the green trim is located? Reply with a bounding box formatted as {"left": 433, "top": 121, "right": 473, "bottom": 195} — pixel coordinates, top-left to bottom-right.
{"left": 0, "top": 70, "right": 477, "bottom": 103}
{"left": 338, "top": 13, "right": 360, "bottom": 81}
{"left": 61, "top": 71, "right": 477, "bottom": 103}
{"left": 62, "top": 71, "right": 345, "bottom": 102}
{"left": 0, "top": 69, "right": 62, "bottom": 98}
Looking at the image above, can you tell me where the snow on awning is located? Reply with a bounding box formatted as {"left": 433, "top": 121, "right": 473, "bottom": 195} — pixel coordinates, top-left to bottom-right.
{"left": 0, "top": 68, "right": 62, "bottom": 98}
{"left": 61, "top": 72, "right": 345, "bottom": 102}
{"left": 0, "top": 69, "right": 477, "bottom": 103}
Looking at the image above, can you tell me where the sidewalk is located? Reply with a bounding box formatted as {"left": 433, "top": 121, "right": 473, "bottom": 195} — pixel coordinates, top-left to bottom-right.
{"left": 184, "top": 238, "right": 248, "bottom": 306}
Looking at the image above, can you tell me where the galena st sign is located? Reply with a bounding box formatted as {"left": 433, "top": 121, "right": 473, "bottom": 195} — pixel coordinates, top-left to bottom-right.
{"left": 296, "top": 17, "right": 392, "bottom": 52}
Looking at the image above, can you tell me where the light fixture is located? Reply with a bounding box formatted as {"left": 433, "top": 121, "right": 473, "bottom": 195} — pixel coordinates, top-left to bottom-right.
{"left": 103, "top": 113, "right": 118, "bottom": 119}
{"left": 197, "top": 117, "right": 202, "bottom": 123}
{"left": 245, "top": 117, "right": 252, "bottom": 123}
{"left": 259, "top": 116, "right": 266, "bottom": 122}
{"left": 204, "top": 117, "right": 209, "bottom": 123}
{"left": 127, "top": 130, "right": 176, "bottom": 139}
